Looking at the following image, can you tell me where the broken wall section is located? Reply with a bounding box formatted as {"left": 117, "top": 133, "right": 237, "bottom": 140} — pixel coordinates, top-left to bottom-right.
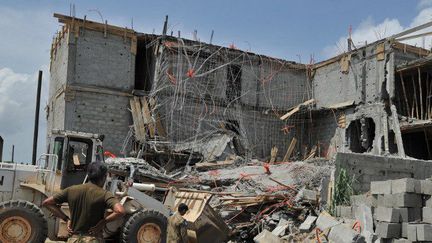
{"left": 150, "top": 40, "right": 311, "bottom": 160}
{"left": 310, "top": 43, "right": 393, "bottom": 158}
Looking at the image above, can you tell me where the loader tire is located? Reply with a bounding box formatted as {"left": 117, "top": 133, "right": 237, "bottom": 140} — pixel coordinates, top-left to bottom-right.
{"left": 0, "top": 200, "right": 48, "bottom": 243}
{"left": 121, "top": 209, "right": 168, "bottom": 243}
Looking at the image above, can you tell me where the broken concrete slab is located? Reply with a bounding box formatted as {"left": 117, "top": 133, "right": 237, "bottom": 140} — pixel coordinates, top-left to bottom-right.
{"left": 328, "top": 224, "right": 365, "bottom": 243}
{"left": 353, "top": 204, "right": 374, "bottom": 243}
{"left": 253, "top": 229, "right": 282, "bottom": 243}
{"left": 299, "top": 215, "right": 317, "bottom": 232}
{"left": 391, "top": 178, "right": 420, "bottom": 194}
{"left": 271, "top": 219, "right": 289, "bottom": 237}
{"left": 371, "top": 181, "right": 392, "bottom": 195}
{"left": 375, "top": 222, "right": 401, "bottom": 239}
{"left": 316, "top": 211, "right": 340, "bottom": 231}
{"left": 295, "top": 188, "right": 318, "bottom": 202}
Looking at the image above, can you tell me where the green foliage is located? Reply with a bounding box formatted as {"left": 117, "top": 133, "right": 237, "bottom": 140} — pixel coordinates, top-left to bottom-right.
{"left": 331, "top": 167, "right": 355, "bottom": 215}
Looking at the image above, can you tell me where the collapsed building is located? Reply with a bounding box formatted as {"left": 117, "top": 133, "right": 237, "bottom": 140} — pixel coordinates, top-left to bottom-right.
{"left": 47, "top": 13, "right": 432, "bottom": 168}
{"left": 45, "top": 12, "right": 432, "bottom": 242}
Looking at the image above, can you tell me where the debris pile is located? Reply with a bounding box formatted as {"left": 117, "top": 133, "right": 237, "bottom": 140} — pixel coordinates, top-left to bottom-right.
{"left": 106, "top": 155, "right": 333, "bottom": 242}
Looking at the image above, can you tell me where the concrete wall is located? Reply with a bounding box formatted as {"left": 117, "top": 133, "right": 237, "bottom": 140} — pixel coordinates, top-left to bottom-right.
{"left": 313, "top": 44, "right": 386, "bottom": 108}
{"left": 48, "top": 28, "right": 135, "bottom": 155}
{"left": 47, "top": 35, "right": 70, "bottom": 136}
{"left": 336, "top": 152, "right": 432, "bottom": 193}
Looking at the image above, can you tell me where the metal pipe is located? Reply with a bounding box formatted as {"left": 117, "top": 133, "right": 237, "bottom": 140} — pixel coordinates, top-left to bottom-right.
{"left": 0, "top": 136, "right": 3, "bottom": 161}
{"left": 32, "top": 70, "right": 43, "bottom": 165}
{"left": 11, "top": 145, "right": 14, "bottom": 162}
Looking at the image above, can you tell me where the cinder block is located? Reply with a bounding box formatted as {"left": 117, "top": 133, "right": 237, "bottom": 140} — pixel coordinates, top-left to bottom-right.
{"left": 392, "top": 193, "right": 422, "bottom": 208}
{"left": 328, "top": 224, "right": 364, "bottom": 243}
{"left": 336, "top": 205, "right": 352, "bottom": 218}
{"left": 422, "top": 207, "right": 432, "bottom": 223}
{"left": 407, "top": 224, "right": 418, "bottom": 241}
{"left": 399, "top": 208, "right": 422, "bottom": 222}
{"left": 391, "top": 178, "right": 420, "bottom": 194}
{"left": 420, "top": 180, "right": 432, "bottom": 195}
{"left": 374, "top": 207, "right": 400, "bottom": 222}
{"left": 350, "top": 194, "right": 377, "bottom": 207}
{"left": 375, "top": 222, "right": 401, "bottom": 238}
{"left": 377, "top": 194, "right": 394, "bottom": 207}
{"left": 371, "top": 181, "right": 392, "bottom": 195}
{"left": 416, "top": 224, "right": 432, "bottom": 241}
{"left": 392, "top": 239, "right": 411, "bottom": 243}
{"left": 401, "top": 222, "right": 408, "bottom": 238}
{"left": 425, "top": 196, "right": 432, "bottom": 207}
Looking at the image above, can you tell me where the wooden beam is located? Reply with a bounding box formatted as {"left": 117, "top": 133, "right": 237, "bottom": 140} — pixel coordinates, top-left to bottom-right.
{"left": 280, "top": 99, "right": 315, "bottom": 120}
{"left": 283, "top": 138, "right": 297, "bottom": 162}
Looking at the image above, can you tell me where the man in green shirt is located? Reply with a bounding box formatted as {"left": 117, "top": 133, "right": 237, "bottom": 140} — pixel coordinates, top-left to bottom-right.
{"left": 42, "top": 161, "right": 125, "bottom": 243}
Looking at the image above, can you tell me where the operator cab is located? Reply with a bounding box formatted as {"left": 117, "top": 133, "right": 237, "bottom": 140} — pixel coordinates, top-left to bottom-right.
{"left": 47, "top": 130, "right": 104, "bottom": 190}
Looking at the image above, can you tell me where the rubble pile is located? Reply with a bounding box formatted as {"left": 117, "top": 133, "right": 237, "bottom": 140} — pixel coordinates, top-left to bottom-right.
{"left": 106, "top": 156, "right": 334, "bottom": 242}
{"left": 190, "top": 159, "right": 334, "bottom": 242}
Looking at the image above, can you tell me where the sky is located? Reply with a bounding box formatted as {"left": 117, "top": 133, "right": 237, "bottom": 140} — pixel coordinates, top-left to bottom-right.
{"left": 1, "top": 0, "right": 432, "bottom": 162}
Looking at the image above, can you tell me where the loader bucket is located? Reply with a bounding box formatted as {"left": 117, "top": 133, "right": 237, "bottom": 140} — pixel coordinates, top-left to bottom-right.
{"left": 164, "top": 188, "right": 230, "bottom": 243}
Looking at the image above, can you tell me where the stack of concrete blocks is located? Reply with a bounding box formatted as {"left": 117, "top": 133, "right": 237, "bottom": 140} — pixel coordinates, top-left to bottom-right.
{"left": 371, "top": 178, "right": 432, "bottom": 242}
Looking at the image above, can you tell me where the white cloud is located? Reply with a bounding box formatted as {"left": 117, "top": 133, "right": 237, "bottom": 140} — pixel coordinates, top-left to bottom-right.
{"left": 419, "top": 0, "right": 432, "bottom": 9}
{"left": 322, "top": 7, "right": 432, "bottom": 58}
{"left": 0, "top": 67, "right": 49, "bottom": 163}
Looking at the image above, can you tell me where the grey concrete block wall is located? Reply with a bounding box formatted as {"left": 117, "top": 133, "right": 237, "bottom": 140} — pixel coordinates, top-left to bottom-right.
{"left": 336, "top": 153, "right": 432, "bottom": 193}
{"left": 72, "top": 29, "right": 135, "bottom": 91}
{"left": 64, "top": 91, "right": 131, "bottom": 155}
{"left": 313, "top": 44, "right": 387, "bottom": 109}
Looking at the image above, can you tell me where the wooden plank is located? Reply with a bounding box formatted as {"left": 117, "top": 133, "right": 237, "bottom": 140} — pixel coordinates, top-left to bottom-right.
{"left": 280, "top": 99, "right": 315, "bottom": 120}
{"left": 376, "top": 43, "right": 385, "bottom": 61}
{"left": 283, "top": 137, "right": 297, "bottom": 162}
{"left": 155, "top": 113, "right": 167, "bottom": 137}
{"left": 129, "top": 98, "right": 144, "bottom": 141}
{"left": 140, "top": 97, "right": 155, "bottom": 137}
{"left": 133, "top": 97, "right": 147, "bottom": 140}
{"left": 399, "top": 72, "right": 411, "bottom": 117}
{"left": 269, "top": 146, "right": 278, "bottom": 164}
{"left": 419, "top": 68, "right": 424, "bottom": 119}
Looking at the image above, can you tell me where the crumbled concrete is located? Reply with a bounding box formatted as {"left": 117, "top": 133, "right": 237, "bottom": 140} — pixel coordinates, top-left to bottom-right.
{"left": 375, "top": 222, "right": 401, "bottom": 239}
{"left": 299, "top": 215, "right": 317, "bottom": 232}
{"left": 391, "top": 178, "right": 420, "bottom": 194}
{"left": 254, "top": 229, "right": 282, "bottom": 243}
{"left": 295, "top": 188, "right": 318, "bottom": 202}
{"left": 371, "top": 181, "right": 392, "bottom": 195}
{"left": 328, "top": 224, "right": 365, "bottom": 243}
{"left": 316, "top": 211, "right": 340, "bottom": 230}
